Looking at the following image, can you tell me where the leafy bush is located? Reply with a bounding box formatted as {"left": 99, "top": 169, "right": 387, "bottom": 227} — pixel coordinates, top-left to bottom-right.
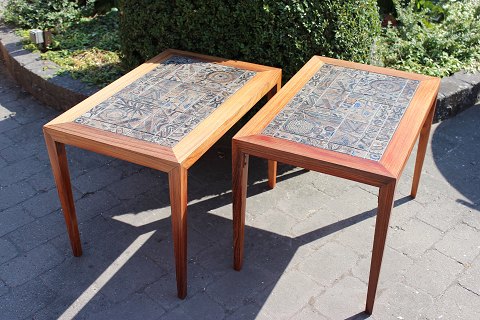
{"left": 3, "top": 0, "right": 81, "bottom": 30}
{"left": 119, "top": 0, "right": 381, "bottom": 79}
{"left": 377, "top": 0, "right": 480, "bottom": 77}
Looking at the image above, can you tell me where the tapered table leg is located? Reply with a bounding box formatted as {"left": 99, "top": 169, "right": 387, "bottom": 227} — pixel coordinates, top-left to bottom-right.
{"left": 168, "top": 165, "right": 188, "bottom": 299}
{"left": 366, "top": 181, "right": 396, "bottom": 314}
{"left": 267, "top": 160, "right": 277, "bottom": 189}
{"left": 44, "top": 132, "right": 82, "bottom": 256}
{"left": 233, "top": 145, "right": 249, "bottom": 271}
{"left": 411, "top": 101, "right": 436, "bottom": 198}
{"left": 266, "top": 80, "right": 281, "bottom": 189}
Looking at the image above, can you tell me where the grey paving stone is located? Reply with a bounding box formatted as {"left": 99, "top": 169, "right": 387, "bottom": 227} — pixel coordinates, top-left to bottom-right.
{"left": 160, "top": 307, "right": 195, "bottom": 320}
{"left": 75, "top": 189, "right": 121, "bottom": 223}
{"left": 435, "top": 223, "right": 480, "bottom": 264}
{"left": 313, "top": 276, "right": 367, "bottom": 319}
{"left": 3, "top": 119, "right": 44, "bottom": 143}
{"left": 206, "top": 264, "right": 275, "bottom": 310}
{"left": 144, "top": 260, "right": 213, "bottom": 311}
{"left": 72, "top": 163, "right": 124, "bottom": 194}
{"left": 0, "top": 118, "right": 21, "bottom": 135}
{"left": 373, "top": 283, "right": 433, "bottom": 319}
{"left": 0, "top": 278, "right": 56, "bottom": 320}
{"left": 66, "top": 146, "right": 114, "bottom": 179}
{"left": 78, "top": 292, "right": 165, "bottom": 320}
{"left": 26, "top": 167, "right": 55, "bottom": 192}
{"left": 268, "top": 183, "right": 334, "bottom": 220}
{"left": 0, "top": 238, "right": 18, "bottom": 264}
{"left": 309, "top": 171, "right": 357, "bottom": 198}
{"left": 289, "top": 209, "right": 340, "bottom": 242}
{"left": 6, "top": 210, "right": 66, "bottom": 252}
{"left": 0, "top": 204, "right": 35, "bottom": 236}
{"left": 226, "top": 302, "right": 273, "bottom": 320}
{"left": 101, "top": 196, "right": 170, "bottom": 229}
{"left": 188, "top": 205, "right": 233, "bottom": 245}
{"left": 0, "top": 155, "right": 7, "bottom": 168}
{"left": 259, "top": 272, "right": 323, "bottom": 319}
{"left": 245, "top": 206, "right": 298, "bottom": 238}
{"left": 0, "top": 156, "right": 48, "bottom": 187}
{"left": 388, "top": 195, "right": 425, "bottom": 227}
{"left": 100, "top": 254, "right": 168, "bottom": 303}
{"left": 0, "top": 279, "right": 8, "bottom": 297}
{"left": 352, "top": 246, "right": 414, "bottom": 291}
{"left": 297, "top": 242, "right": 359, "bottom": 286}
{"left": 40, "top": 249, "right": 114, "bottom": 294}
{"left": 0, "top": 143, "right": 38, "bottom": 164}
{"left": 387, "top": 218, "right": 443, "bottom": 259}
{"left": 290, "top": 305, "right": 329, "bottom": 320}
{"left": 66, "top": 293, "right": 111, "bottom": 320}
{"left": 244, "top": 233, "right": 315, "bottom": 276}
{"left": 458, "top": 257, "right": 480, "bottom": 296}
{"left": 0, "top": 243, "right": 64, "bottom": 287}
{"left": 416, "top": 197, "right": 468, "bottom": 232}
{"left": 0, "top": 132, "right": 14, "bottom": 150}
{"left": 397, "top": 164, "right": 479, "bottom": 206}
{"left": 424, "top": 284, "right": 480, "bottom": 320}
{"left": 30, "top": 291, "right": 107, "bottom": 320}
{"left": 194, "top": 241, "right": 234, "bottom": 279}
{"left": 21, "top": 187, "right": 62, "bottom": 218}
{"left": 106, "top": 168, "right": 167, "bottom": 201}
{"left": 179, "top": 292, "right": 225, "bottom": 320}
{"left": 404, "top": 249, "right": 464, "bottom": 297}
{"left": 9, "top": 98, "right": 56, "bottom": 125}
{"left": 321, "top": 186, "right": 380, "bottom": 221}
{"left": 334, "top": 218, "right": 375, "bottom": 255}
{"left": 50, "top": 214, "right": 132, "bottom": 260}
{"left": 462, "top": 205, "right": 480, "bottom": 231}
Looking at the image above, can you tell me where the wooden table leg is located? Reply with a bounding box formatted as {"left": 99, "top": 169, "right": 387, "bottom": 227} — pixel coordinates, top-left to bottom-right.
{"left": 168, "top": 165, "right": 188, "bottom": 299}
{"left": 233, "top": 145, "right": 249, "bottom": 271}
{"left": 366, "top": 180, "right": 396, "bottom": 314}
{"left": 266, "top": 79, "right": 281, "bottom": 189}
{"left": 411, "top": 101, "right": 436, "bottom": 198}
{"left": 267, "top": 160, "right": 277, "bottom": 189}
{"left": 44, "top": 132, "right": 82, "bottom": 256}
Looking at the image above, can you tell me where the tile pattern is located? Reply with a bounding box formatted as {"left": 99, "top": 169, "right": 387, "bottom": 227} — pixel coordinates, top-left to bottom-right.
{"left": 75, "top": 56, "right": 256, "bottom": 147}
{"left": 263, "top": 63, "right": 420, "bottom": 161}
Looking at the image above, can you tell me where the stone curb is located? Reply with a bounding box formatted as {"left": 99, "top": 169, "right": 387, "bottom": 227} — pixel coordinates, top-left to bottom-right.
{"left": 0, "top": 23, "right": 98, "bottom": 111}
{"left": 436, "top": 71, "right": 480, "bottom": 121}
{"left": 0, "top": 22, "right": 479, "bottom": 120}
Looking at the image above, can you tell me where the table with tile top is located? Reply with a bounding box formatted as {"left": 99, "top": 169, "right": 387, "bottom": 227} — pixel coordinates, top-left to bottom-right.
{"left": 232, "top": 56, "right": 440, "bottom": 314}
{"left": 43, "top": 49, "right": 281, "bottom": 298}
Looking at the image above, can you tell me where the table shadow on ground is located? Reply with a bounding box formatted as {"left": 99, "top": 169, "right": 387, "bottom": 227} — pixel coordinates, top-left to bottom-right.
{"left": 41, "top": 142, "right": 413, "bottom": 320}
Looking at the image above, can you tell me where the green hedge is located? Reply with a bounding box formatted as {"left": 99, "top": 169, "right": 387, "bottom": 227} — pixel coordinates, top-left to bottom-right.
{"left": 119, "top": 1, "right": 380, "bottom": 79}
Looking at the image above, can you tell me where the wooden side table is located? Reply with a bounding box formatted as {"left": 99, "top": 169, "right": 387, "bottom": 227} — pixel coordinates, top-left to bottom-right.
{"left": 232, "top": 56, "right": 439, "bottom": 314}
{"left": 44, "top": 49, "right": 281, "bottom": 299}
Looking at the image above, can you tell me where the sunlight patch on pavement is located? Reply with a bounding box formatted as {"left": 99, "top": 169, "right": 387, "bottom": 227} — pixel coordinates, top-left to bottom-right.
{"left": 58, "top": 231, "right": 156, "bottom": 320}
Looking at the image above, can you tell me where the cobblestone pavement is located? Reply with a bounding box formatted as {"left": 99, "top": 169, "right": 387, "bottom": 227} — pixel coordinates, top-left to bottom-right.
{"left": 1, "top": 60, "right": 480, "bottom": 320}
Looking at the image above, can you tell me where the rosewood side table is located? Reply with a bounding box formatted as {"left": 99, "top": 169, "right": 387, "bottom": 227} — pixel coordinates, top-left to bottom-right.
{"left": 44, "top": 49, "right": 281, "bottom": 299}
{"left": 232, "top": 56, "right": 439, "bottom": 314}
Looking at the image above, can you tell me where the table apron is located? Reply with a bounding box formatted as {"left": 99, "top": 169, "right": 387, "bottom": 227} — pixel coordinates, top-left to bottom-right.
{"left": 44, "top": 127, "right": 178, "bottom": 173}
{"left": 234, "top": 140, "right": 395, "bottom": 188}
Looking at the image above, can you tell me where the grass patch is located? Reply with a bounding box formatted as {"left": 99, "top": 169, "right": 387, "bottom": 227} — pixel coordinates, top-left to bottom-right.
{"left": 17, "top": 9, "right": 124, "bottom": 88}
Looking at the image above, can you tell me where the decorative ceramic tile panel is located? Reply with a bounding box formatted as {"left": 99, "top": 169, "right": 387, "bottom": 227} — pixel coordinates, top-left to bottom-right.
{"left": 75, "top": 56, "right": 256, "bottom": 147}
{"left": 263, "top": 64, "right": 420, "bottom": 161}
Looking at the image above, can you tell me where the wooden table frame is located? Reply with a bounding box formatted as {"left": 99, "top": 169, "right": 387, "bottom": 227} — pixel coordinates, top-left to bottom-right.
{"left": 44, "top": 49, "right": 281, "bottom": 299}
{"left": 232, "top": 56, "right": 440, "bottom": 314}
